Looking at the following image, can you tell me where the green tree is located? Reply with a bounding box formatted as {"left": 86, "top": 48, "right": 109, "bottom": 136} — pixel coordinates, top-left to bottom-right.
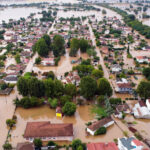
{"left": 15, "top": 54, "right": 21, "bottom": 64}
{"left": 34, "top": 138, "right": 42, "bottom": 148}
{"left": 97, "top": 95, "right": 105, "bottom": 106}
{"left": 94, "top": 127, "right": 106, "bottom": 135}
{"left": 35, "top": 57, "right": 41, "bottom": 64}
{"left": 62, "top": 102, "right": 76, "bottom": 116}
{"left": 53, "top": 80, "right": 64, "bottom": 97}
{"left": 28, "top": 77, "right": 45, "bottom": 97}
{"left": 137, "top": 80, "right": 150, "bottom": 99}
{"left": 65, "top": 83, "right": 77, "bottom": 97}
{"left": 6, "top": 119, "right": 16, "bottom": 128}
{"left": 48, "top": 98, "right": 58, "bottom": 108}
{"left": 17, "top": 77, "right": 29, "bottom": 96}
{"left": 80, "top": 76, "right": 97, "bottom": 99}
{"left": 3, "top": 143, "right": 12, "bottom": 150}
{"left": 70, "top": 38, "right": 80, "bottom": 56}
{"left": 42, "top": 34, "right": 51, "bottom": 48}
{"left": 60, "top": 95, "right": 72, "bottom": 106}
{"left": 97, "top": 78, "right": 112, "bottom": 97}
{"left": 52, "top": 35, "right": 65, "bottom": 57}
{"left": 79, "top": 38, "right": 89, "bottom": 53}
{"left": 44, "top": 79, "right": 54, "bottom": 97}
{"left": 35, "top": 38, "right": 49, "bottom": 57}
{"left": 92, "top": 69, "right": 103, "bottom": 79}
{"left": 72, "top": 139, "right": 82, "bottom": 150}
{"left": 143, "top": 67, "right": 150, "bottom": 80}
{"left": 104, "top": 95, "right": 113, "bottom": 116}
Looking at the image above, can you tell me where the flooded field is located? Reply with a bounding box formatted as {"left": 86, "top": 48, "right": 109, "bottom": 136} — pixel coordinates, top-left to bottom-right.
{"left": 10, "top": 105, "right": 124, "bottom": 147}
{"left": 0, "top": 7, "right": 42, "bottom": 23}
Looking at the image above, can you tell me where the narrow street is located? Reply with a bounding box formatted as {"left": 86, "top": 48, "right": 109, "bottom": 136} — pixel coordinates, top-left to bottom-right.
{"left": 88, "top": 22, "right": 116, "bottom": 96}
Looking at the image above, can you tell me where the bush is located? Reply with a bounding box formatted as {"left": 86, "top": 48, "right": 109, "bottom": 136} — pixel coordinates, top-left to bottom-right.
{"left": 48, "top": 98, "right": 58, "bottom": 109}
{"left": 94, "top": 126, "right": 107, "bottom": 135}
{"left": 6, "top": 119, "right": 16, "bottom": 128}
{"left": 62, "top": 102, "right": 76, "bottom": 116}
{"left": 3, "top": 143, "right": 12, "bottom": 150}
{"left": 109, "top": 98, "right": 122, "bottom": 105}
{"left": 34, "top": 138, "right": 42, "bottom": 148}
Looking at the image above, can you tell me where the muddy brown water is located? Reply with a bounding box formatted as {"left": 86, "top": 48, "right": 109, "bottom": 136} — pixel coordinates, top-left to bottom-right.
{"left": 9, "top": 105, "right": 124, "bottom": 147}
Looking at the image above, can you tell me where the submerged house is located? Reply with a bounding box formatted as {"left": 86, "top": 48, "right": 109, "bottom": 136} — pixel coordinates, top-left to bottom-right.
{"left": 115, "top": 83, "right": 132, "bottom": 94}
{"left": 118, "top": 137, "right": 143, "bottom": 150}
{"left": 114, "top": 103, "right": 130, "bottom": 119}
{"left": 133, "top": 101, "right": 150, "bottom": 119}
{"left": 24, "top": 121, "right": 73, "bottom": 142}
{"left": 86, "top": 117, "right": 114, "bottom": 136}
{"left": 41, "top": 58, "right": 55, "bottom": 66}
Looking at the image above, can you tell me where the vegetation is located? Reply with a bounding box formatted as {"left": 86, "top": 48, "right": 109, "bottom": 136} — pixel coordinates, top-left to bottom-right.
{"left": 143, "top": 67, "right": 150, "bottom": 80}
{"left": 3, "top": 143, "right": 12, "bottom": 150}
{"left": 97, "top": 78, "right": 112, "bottom": 97}
{"left": 94, "top": 126, "right": 107, "bottom": 135}
{"left": 62, "top": 102, "right": 76, "bottom": 116}
{"left": 137, "top": 80, "right": 150, "bottom": 99}
{"left": 6, "top": 119, "right": 16, "bottom": 128}
{"left": 80, "top": 76, "right": 97, "bottom": 99}
{"left": 72, "top": 139, "right": 86, "bottom": 150}
{"left": 34, "top": 138, "right": 42, "bottom": 148}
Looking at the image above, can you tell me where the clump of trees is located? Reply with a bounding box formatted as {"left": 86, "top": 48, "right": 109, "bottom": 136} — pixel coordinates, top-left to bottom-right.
{"left": 137, "top": 80, "right": 150, "bottom": 99}
{"left": 33, "top": 34, "right": 65, "bottom": 57}
{"left": 143, "top": 67, "right": 150, "bottom": 80}
{"left": 72, "top": 139, "right": 86, "bottom": 150}
{"left": 69, "top": 38, "right": 90, "bottom": 56}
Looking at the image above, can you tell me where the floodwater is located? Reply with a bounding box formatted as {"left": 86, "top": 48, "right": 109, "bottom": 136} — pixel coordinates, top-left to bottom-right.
{"left": 0, "top": 86, "right": 20, "bottom": 148}
{"left": 10, "top": 105, "right": 124, "bottom": 147}
{"left": 34, "top": 49, "right": 89, "bottom": 76}
{"left": 0, "top": 7, "right": 42, "bottom": 23}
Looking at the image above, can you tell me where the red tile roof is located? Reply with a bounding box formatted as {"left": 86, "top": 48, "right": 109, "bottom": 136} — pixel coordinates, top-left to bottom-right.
{"left": 24, "top": 121, "right": 73, "bottom": 138}
{"left": 16, "top": 142, "right": 34, "bottom": 150}
{"left": 132, "top": 139, "right": 143, "bottom": 146}
{"left": 87, "top": 142, "right": 118, "bottom": 150}
{"left": 87, "top": 117, "right": 113, "bottom": 131}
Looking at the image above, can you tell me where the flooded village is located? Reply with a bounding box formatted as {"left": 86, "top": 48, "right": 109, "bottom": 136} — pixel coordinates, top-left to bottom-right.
{"left": 0, "top": 0, "right": 150, "bottom": 150}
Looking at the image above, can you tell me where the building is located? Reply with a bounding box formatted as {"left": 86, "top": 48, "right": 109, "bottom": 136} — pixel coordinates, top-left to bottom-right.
{"left": 86, "top": 117, "right": 114, "bottom": 135}
{"left": 136, "top": 56, "right": 148, "bottom": 64}
{"left": 111, "top": 64, "right": 122, "bottom": 73}
{"left": 118, "top": 137, "right": 143, "bottom": 150}
{"left": 114, "top": 103, "right": 130, "bottom": 119}
{"left": 24, "top": 121, "right": 73, "bottom": 142}
{"left": 146, "top": 99, "right": 150, "bottom": 111}
{"left": 16, "top": 142, "right": 34, "bottom": 150}
{"left": 56, "top": 107, "right": 63, "bottom": 117}
{"left": 41, "top": 58, "right": 55, "bottom": 66}
{"left": 133, "top": 101, "right": 150, "bottom": 119}
{"left": 115, "top": 83, "right": 132, "bottom": 94}
{"left": 3, "top": 76, "right": 18, "bottom": 84}
{"left": 87, "top": 142, "right": 118, "bottom": 150}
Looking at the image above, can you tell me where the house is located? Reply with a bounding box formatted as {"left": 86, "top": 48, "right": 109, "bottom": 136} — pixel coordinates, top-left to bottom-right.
{"left": 146, "top": 99, "right": 150, "bottom": 111}
{"left": 16, "top": 142, "right": 34, "bottom": 150}
{"left": 3, "top": 76, "right": 18, "bottom": 84}
{"left": 86, "top": 117, "right": 114, "bottom": 135}
{"left": 115, "top": 83, "right": 132, "bottom": 94}
{"left": 101, "top": 46, "right": 109, "bottom": 55}
{"left": 56, "top": 107, "right": 63, "bottom": 117}
{"left": 114, "top": 103, "right": 130, "bottom": 119}
{"left": 87, "top": 142, "right": 118, "bottom": 150}
{"left": 118, "top": 137, "right": 143, "bottom": 150}
{"left": 24, "top": 121, "right": 73, "bottom": 142}
{"left": 133, "top": 101, "right": 150, "bottom": 119}
{"left": 111, "top": 64, "right": 122, "bottom": 73}
{"left": 136, "top": 56, "right": 148, "bottom": 64}
{"left": 41, "top": 58, "right": 55, "bottom": 66}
